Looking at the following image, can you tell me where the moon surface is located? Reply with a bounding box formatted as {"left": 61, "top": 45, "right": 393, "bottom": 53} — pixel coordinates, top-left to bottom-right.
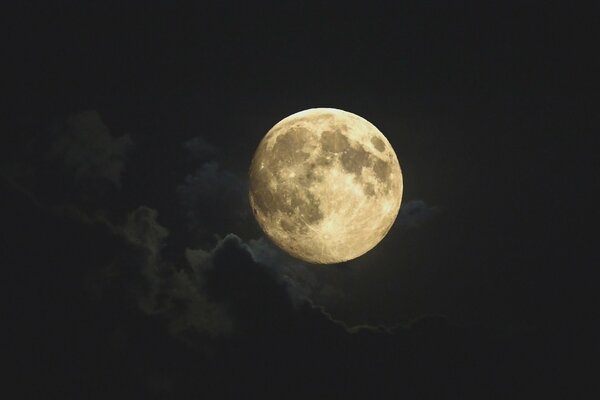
{"left": 249, "top": 108, "right": 403, "bottom": 264}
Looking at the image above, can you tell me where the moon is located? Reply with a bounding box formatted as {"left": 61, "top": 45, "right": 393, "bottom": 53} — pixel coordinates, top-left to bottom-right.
{"left": 249, "top": 108, "right": 403, "bottom": 264}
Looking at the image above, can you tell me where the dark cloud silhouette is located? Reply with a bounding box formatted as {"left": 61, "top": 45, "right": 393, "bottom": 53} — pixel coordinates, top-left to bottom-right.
{"left": 397, "top": 199, "right": 440, "bottom": 229}
{"left": 49, "top": 110, "right": 133, "bottom": 187}
{"left": 105, "top": 206, "right": 234, "bottom": 338}
{"left": 174, "top": 233, "right": 516, "bottom": 398}
{"left": 178, "top": 160, "right": 249, "bottom": 236}
{"left": 247, "top": 236, "right": 346, "bottom": 305}
{"left": 204, "top": 234, "right": 300, "bottom": 333}
{"left": 183, "top": 136, "right": 218, "bottom": 160}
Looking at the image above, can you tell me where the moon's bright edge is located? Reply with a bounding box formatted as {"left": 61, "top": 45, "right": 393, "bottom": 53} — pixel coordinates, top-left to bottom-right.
{"left": 249, "top": 108, "right": 403, "bottom": 264}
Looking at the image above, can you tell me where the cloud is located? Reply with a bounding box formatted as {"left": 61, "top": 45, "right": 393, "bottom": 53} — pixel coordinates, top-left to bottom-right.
{"left": 78, "top": 206, "right": 234, "bottom": 339}
{"left": 396, "top": 199, "right": 440, "bottom": 229}
{"left": 100, "top": 225, "right": 344, "bottom": 340}
{"left": 121, "top": 206, "right": 169, "bottom": 260}
{"left": 122, "top": 207, "right": 234, "bottom": 338}
{"left": 49, "top": 110, "right": 132, "bottom": 187}
{"left": 183, "top": 136, "right": 218, "bottom": 160}
{"left": 177, "top": 160, "right": 249, "bottom": 235}
{"left": 184, "top": 234, "right": 361, "bottom": 335}
{"left": 182, "top": 234, "right": 497, "bottom": 397}
{"left": 202, "top": 234, "right": 299, "bottom": 333}
{"left": 103, "top": 229, "right": 348, "bottom": 337}
{"left": 246, "top": 236, "right": 345, "bottom": 306}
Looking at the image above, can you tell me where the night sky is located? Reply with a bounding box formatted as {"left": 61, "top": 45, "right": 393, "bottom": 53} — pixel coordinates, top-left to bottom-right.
{"left": 3, "top": 1, "right": 596, "bottom": 398}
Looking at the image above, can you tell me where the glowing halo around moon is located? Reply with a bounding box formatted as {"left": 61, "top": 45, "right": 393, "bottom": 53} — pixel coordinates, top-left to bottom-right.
{"left": 249, "top": 108, "right": 403, "bottom": 264}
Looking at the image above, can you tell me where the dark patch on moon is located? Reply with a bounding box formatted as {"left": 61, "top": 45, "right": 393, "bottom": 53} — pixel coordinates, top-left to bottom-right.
{"left": 336, "top": 141, "right": 394, "bottom": 196}
{"left": 314, "top": 155, "right": 333, "bottom": 167}
{"left": 294, "top": 191, "right": 323, "bottom": 224}
{"left": 298, "top": 161, "right": 325, "bottom": 185}
{"left": 250, "top": 135, "right": 324, "bottom": 235}
{"left": 280, "top": 219, "right": 295, "bottom": 232}
{"left": 252, "top": 178, "right": 323, "bottom": 228}
{"left": 321, "top": 130, "right": 350, "bottom": 153}
{"left": 276, "top": 190, "right": 323, "bottom": 235}
{"left": 271, "top": 128, "right": 311, "bottom": 167}
{"left": 334, "top": 141, "right": 394, "bottom": 196}
{"left": 373, "top": 159, "right": 390, "bottom": 181}
{"left": 251, "top": 125, "right": 328, "bottom": 223}
{"left": 340, "top": 144, "right": 372, "bottom": 176}
{"left": 370, "top": 136, "right": 385, "bottom": 152}
{"left": 363, "top": 182, "right": 376, "bottom": 196}
{"left": 249, "top": 173, "right": 276, "bottom": 216}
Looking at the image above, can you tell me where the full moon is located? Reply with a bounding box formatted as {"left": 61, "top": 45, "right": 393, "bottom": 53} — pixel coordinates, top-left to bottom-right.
{"left": 249, "top": 108, "right": 403, "bottom": 264}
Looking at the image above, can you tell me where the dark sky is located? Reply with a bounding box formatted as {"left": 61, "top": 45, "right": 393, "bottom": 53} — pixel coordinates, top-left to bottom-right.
{"left": 2, "top": 1, "right": 596, "bottom": 398}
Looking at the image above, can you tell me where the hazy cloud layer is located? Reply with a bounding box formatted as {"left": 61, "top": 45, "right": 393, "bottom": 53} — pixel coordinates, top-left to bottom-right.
{"left": 49, "top": 110, "right": 133, "bottom": 186}
{"left": 183, "top": 136, "right": 218, "bottom": 160}
{"left": 396, "top": 199, "right": 440, "bottom": 229}
{"left": 247, "top": 236, "right": 346, "bottom": 305}
{"left": 73, "top": 205, "right": 234, "bottom": 339}
{"left": 78, "top": 205, "right": 343, "bottom": 340}
{"left": 178, "top": 159, "right": 249, "bottom": 235}
{"left": 104, "top": 211, "right": 351, "bottom": 339}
